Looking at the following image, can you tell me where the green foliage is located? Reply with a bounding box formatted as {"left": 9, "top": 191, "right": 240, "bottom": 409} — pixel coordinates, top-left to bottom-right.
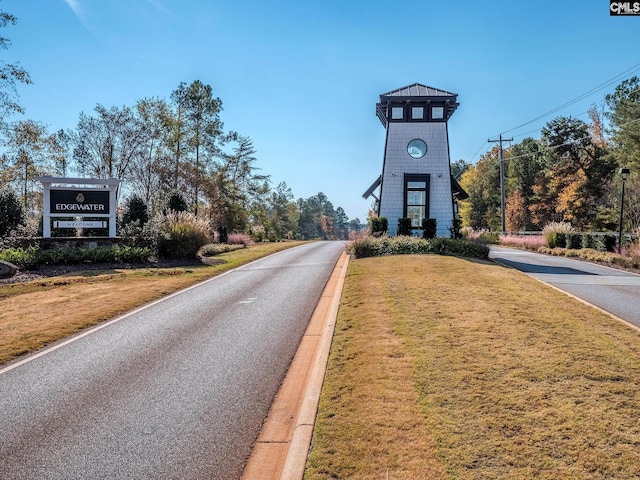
{"left": 157, "top": 210, "right": 211, "bottom": 258}
{"left": 164, "top": 191, "right": 189, "bottom": 214}
{"left": 566, "top": 232, "right": 583, "bottom": 250}
{"left": 596, "top": 234, "right": 617, "bottom": 253}
{"left": 582, "top": 233, "right": 596, "bottom": 249}
{"left": 348, "top": 235, "right": 489, "bottom": 260}
{"left": 397, "top": 218, "right": 412, "bottom": 236}
{"left": 0, "top": 189, "right": 24, "bottom": 237}
{"left": 122, "top": 194, "right": 149, "bottom": 227}
{"left": 422, "top": 218, "right": 437, "bottom": 239}
{"left": 450, "top": 216, "right": 462, "bottom": 239}
{"left": 542, "top": 222, "right": 573, "bottom": 248}
{"left": 218, "top": 225, "right": 228, "bottom": 244}
{"left": 0, "top": 245, "right": 152, "bottom": 270}
{"left": 555, "top": 233, "right": 567, "bottom": 249}
{"left": 368, "top": 217, "right": 388, "bottom": 236}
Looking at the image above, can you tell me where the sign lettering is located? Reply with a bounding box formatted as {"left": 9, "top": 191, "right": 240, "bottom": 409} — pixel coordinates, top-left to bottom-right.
{"left": 50, "top": 190, "right": 110, "bottom": 215}
{"left": 610, "top": 1, "right": 640, "bottom": 15}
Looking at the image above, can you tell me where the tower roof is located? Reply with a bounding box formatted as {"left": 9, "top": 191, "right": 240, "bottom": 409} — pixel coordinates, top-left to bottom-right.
{"left": 379, "top": 83, "right": 458, "bottom": 102}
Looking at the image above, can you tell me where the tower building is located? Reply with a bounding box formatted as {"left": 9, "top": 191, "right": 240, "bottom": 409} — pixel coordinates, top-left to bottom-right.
{"left": 363, "top": 83, "right": 467, "bottom": 237}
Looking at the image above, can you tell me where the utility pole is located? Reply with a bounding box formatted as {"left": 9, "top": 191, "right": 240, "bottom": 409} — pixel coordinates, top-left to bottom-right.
{"left": 488, "top": 134, "right": 513, "bottom": 234}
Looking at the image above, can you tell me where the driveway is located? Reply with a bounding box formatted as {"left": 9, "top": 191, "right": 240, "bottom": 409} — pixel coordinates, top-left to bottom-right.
{"left": 490, "top": 246, "right": 640, "bottom": 326}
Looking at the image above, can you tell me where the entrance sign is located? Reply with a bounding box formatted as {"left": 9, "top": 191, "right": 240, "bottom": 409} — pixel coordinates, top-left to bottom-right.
{"left": 53, "top": 221, "right": 108, "bottom": 229}
{"left": 50, "top": 190, "right": 110, "bottom": 214}
{"left": 38, "top": 176, "right": 122, "bottom": 238}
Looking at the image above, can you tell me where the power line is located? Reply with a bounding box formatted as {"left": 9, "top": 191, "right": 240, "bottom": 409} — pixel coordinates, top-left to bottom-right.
{"left": 498, "top": 62, "right": 640, "bottom": 137}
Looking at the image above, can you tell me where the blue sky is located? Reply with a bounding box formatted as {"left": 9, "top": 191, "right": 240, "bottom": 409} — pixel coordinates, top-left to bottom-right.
{"left": 4, "top": 0, "right": 640, "bottom": 221}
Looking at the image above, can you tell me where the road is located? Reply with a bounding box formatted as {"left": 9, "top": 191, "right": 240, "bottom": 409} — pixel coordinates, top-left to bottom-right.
{"left": 0, "top": 241, "right": 345, "bottom": 480}
{"left": 490, "top": 246, "right": 640, "bottom": 325}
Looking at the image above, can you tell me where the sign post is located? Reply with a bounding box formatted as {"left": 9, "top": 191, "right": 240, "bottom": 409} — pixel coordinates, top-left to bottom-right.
{"left": 38, "top": 176, "right": 122, "bottom": 238}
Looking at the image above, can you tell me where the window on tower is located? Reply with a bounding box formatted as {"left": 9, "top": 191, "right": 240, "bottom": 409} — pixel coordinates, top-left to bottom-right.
{"left": 391, "top": 107, "right": 404, "bottom": 120}
{"left": 431, "top": 106, "right": 444, "bottom": 120}
{"left": 404, "top": 174, "right": 430, "bottom": 228}
{"left": 411, "top": 106, "right": 424, "bottom": 119}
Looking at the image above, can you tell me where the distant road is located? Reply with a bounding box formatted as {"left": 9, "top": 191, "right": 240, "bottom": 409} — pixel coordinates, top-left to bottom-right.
{"left": 490, "top": 246, "right": 640, "bottom": 325}
{"left": 0, "top": 241, "right": 345, "bottom": 480}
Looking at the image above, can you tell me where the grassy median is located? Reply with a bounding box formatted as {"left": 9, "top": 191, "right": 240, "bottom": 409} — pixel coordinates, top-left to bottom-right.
{"left": 0, "top": 242, "right": 304, "bottom": 365}
{"left": 306, "top": 255, "right": 640, "bottom": 480}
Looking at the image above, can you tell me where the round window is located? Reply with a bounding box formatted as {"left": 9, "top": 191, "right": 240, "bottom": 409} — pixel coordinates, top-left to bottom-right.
{"left": 407, "top": 139, "right": 427, "bottom": 159}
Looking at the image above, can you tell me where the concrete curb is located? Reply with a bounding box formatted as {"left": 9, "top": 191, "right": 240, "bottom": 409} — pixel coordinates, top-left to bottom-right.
{"left": 241, "top": 251, "right": 349, "bottom": 480}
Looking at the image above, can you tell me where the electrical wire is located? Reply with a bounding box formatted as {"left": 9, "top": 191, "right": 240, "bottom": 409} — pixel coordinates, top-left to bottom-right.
{"left": 497, "top": 62, "right": 640, "bottom": 137}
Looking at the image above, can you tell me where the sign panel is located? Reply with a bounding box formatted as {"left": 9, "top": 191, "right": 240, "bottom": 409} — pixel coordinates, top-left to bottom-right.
{"left": 50, "top": 190, "right": 110, "bottom": 215}
{"left": 53, "top": 221, "right": 107, "bottom": 229}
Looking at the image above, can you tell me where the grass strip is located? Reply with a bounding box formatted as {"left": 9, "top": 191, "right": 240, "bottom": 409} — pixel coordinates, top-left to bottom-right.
{"left": 0, "top": 242, "right": 305, "bottom": 365}
{"left": 307, "top": 255, "right": 640, "bottom": 479}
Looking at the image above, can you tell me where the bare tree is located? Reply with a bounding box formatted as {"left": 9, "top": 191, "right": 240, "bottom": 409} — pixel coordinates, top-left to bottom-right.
{"left": 69, "top": 104, "right": 147, "bottom": 180}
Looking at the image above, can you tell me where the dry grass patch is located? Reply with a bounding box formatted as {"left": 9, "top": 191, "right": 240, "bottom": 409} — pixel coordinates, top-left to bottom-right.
{"left": 307, "top": 255, "right": 640, "bottom": 479}
{"left": 0, "top": 242, "right": 304, "bottom": 365}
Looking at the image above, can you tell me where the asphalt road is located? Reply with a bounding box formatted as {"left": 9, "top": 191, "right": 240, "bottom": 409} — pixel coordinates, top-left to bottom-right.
{"left": 0, "top": 241, "right": 345, "bottom": 480}
{"left": 490, "top": 246, "right": 640, "bottom": 325}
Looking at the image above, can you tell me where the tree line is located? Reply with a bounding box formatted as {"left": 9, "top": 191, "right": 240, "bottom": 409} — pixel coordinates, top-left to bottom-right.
{"left": 0, "top": 6, "right": 361, "bottom": 241}
{"left": 458, "top": 76, "right": 640, "bottom": 235}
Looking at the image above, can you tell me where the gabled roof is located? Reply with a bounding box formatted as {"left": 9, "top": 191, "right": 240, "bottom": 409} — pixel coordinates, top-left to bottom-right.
{"left": 379, "top": 83, "right": 457, "bottom": 102}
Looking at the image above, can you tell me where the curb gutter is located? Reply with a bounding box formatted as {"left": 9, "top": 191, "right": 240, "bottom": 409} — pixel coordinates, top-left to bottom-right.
{"left": 241, "top": 251, "right": 349, "bottom": 480}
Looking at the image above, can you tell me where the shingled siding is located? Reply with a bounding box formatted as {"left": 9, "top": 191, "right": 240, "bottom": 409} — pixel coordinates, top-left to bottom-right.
{"left": 379, "top": 122, "right": 453, "bottom": 237}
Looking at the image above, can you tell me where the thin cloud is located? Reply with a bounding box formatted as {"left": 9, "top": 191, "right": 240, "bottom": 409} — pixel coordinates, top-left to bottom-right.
{"left": 145, "top": 0, "right": 171, "bottom": 15}
{"left": 62, "top": 0, "right": 83, "bottom": 19}
{"left": 62, "top": 0, "right": 96, "bottom": 35}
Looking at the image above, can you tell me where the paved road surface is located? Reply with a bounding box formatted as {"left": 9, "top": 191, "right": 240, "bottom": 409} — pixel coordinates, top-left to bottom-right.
{"left": 0, "top": 241, "right": 345, "bottom": 480}
{"left": 490, "top": 246, "right": 640, "bottom": 325}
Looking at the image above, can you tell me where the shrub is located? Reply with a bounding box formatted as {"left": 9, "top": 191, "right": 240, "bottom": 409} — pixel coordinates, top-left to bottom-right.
{"left": 0, "top": 190, "right": 25, "bottom": 237}
{"left": 157, "top": 210, "right": 211, "bottom": 258}
{"left": 555, "top": 232, "right": 567, "bottom": 249}
{"left": 198, "top": 243, "right": 245, "bottom": 256}
{"left": 397, "top": 218, "right": 412, "bottom": 236}
{"left": 163, "top": 191, "right": 188, "bottom": 214}
{"left": 219, "top": 226, "right": 228, "bottom": 244}
{"left": 499, "top": 234, "right": 546, "bottom": 251}
{"left": 461, "top": 228, "right": 499, "bottom": 244}
{"left": 422, "top": 218, "right": 437, "bottom": 239}
{"left": 566, "top": 232, "right": 582, "bottom": 250}
{"left": 347, "top": 235, "right": 489, "bottom": 260}
{"left": 542, "top": 222, "right": 573, "bottom": 248}
{"left": 228, "top": 233, "right": 253, "bottom": 246}
{"left": 0, "top": 245, "right": 152, "bottom": 270}
{"left": 596, "top": 234, "right": 617, "bottom": 253}
{"left": 450, "top": 216, "right": 462, "bottom": 239}
{"left": 122, "top": 194, "right": 149, "bottom": 227}
{"left": 368, "top": 217, "right": 388, "bottom": 236}
{"left": 250, "top": 225, "right": 266, "bottom": 242}
{"left": 582, "top": 233, "right": 596, "bottom": 249}
{"left": 428, "top": 238, "right": 490, "bottom": 258}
